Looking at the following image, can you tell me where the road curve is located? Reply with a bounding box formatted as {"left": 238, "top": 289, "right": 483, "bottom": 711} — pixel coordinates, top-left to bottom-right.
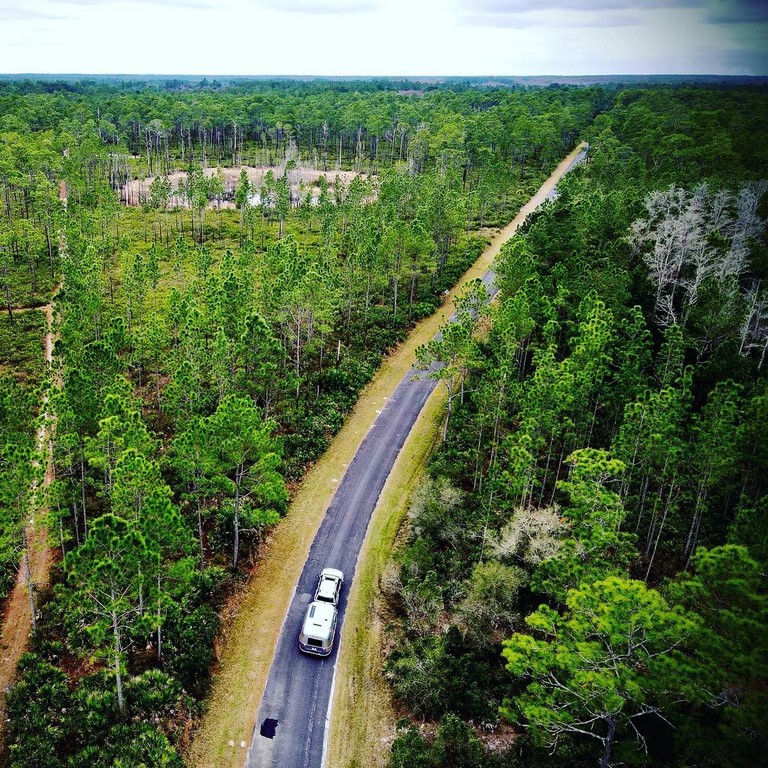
{"left": 246, "top": 146, "right": 588, "bottom": 768}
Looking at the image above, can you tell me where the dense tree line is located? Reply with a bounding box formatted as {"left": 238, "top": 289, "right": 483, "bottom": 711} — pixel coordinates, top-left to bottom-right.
{"left": 387, "top": 86, "right": 768, "bottom": 767}
{"left": 0, "top": 79, "right": 600, "bottom": 177}
{"left": 0, "top": 78, "right": 593, "bottom": 765}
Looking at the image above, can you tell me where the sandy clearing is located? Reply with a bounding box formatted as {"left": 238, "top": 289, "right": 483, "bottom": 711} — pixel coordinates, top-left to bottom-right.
{"left": 121, "top": 165, "right": 365, "bottom": 208}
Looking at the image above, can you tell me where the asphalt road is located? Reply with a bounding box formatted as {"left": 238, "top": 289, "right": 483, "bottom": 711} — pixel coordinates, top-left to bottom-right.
{"left": 246, "top": 147, "right": 587, "bottom": 768}
{"left": 246, "top": 356, "right": 438, "bottom": 768}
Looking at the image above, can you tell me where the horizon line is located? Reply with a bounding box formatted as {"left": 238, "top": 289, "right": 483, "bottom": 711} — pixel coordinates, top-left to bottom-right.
{"left": 1, "top": 72, "right": 767, "bottom": 80}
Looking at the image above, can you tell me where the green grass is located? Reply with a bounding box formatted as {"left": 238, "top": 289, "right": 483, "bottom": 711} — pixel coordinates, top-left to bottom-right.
{"left": 101, "top": 206, "right": 325, "bottom": 315}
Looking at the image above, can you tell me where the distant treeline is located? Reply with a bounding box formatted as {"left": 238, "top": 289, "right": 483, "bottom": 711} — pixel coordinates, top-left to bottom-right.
{"left": 1, "top": 78, "right": 606, "bottom": 176}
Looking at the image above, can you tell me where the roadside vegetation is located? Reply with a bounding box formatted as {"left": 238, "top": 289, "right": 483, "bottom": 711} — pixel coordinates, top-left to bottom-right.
{"left": 384, "top": 87, "right": 768, "bottom": 768}
{"left": 0, "top": 77, "right": 596, "bottom": 765}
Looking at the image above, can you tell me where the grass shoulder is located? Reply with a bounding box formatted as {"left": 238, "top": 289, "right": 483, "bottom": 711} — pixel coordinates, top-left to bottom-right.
{"left": 326, "top": 384, "right": 446, "bottom": 768}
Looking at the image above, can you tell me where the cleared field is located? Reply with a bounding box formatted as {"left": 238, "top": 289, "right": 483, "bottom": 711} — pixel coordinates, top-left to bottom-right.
{"left": 121, "top": 165, "right": 365, "bottom": 207}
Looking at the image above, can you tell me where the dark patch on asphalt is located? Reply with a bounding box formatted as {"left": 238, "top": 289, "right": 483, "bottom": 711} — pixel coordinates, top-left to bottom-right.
{"left": 260, "top": 718, "right": 278, "bottom": 739}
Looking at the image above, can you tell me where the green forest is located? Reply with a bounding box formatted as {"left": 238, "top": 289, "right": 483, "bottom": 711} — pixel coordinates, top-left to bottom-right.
{"left": 388, "top": 87, "right": 768, "bottom": 767}
{"left": 0, "top": 77, "right": 766, "bottom": 767}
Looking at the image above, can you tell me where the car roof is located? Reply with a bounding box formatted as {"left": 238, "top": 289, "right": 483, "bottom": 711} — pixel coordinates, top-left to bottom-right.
{"left": 303, "top": 601, "right": 337, "bottom": 640}
{"left": 316, "top": 577, "right": 340, "bottom": 600}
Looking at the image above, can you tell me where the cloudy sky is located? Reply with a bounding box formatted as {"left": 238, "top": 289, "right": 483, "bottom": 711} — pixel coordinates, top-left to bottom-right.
{"left": 0, "top": 0, "right": 766, "bottom": 76}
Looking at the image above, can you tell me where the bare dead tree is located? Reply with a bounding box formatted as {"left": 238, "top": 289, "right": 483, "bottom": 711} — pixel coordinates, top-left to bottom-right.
{"left": 630, "top": 182, "right": 767, "bottom": 355}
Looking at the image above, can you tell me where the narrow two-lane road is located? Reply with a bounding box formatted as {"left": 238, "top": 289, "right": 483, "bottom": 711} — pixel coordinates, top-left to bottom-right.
{"left": 247, "top": 146, "right": 588, "bottom": 768}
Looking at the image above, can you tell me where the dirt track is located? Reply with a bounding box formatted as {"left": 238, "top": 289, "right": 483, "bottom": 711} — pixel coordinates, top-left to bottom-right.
{"left": 0, "top": 189, "right": 66, "bottom": 745}
{"left": 0, "top": 302, "right": 56, "bottom": 741}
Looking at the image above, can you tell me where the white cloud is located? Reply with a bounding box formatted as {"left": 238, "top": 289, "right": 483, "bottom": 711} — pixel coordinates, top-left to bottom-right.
{"left": 463, "top": 9, "right": 643, "bottom": 28}
{"left": 256, "top": 0, "right": 377, "bottom": 13}
{"left": 0, "top": 0, "right": 215, "bottom": 17}
{"left": 0, "top": 4, "right": 64, "bottom": 20}
{"left": 0, "top": 0, "right": 765, "bottom": 76}
{"left": 51, "top": 0, "right": 214, "bottom": 5}
{"left": 469, "top": 0, "right": 698, "bottom": 10}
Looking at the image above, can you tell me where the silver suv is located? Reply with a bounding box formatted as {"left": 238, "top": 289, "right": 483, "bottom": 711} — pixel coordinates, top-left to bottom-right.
{"left": 314, "top": 567, "right": 344, "bottom": 606}
{"left": 299, "top": 568, "right": 345, "bottom": 657}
